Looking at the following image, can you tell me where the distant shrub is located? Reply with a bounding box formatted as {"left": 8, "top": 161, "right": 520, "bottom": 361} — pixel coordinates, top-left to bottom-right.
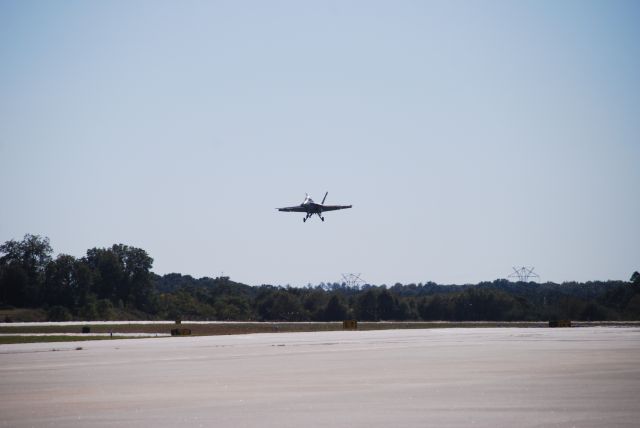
{"left": 97, "top": 299, "right": 114, "bottom": 320}
{"left": 47, "top": 305, "right": 72, "bottom": 321}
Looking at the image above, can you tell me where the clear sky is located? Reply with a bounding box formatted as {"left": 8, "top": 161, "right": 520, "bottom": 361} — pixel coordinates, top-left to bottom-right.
{"left": 1, "top": 1, "right": 639, "bottom": 286}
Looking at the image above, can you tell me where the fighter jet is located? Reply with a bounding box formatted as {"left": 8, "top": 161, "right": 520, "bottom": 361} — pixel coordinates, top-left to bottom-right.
{"left": 277, "top": 192, "right": 352, "bottom": 222}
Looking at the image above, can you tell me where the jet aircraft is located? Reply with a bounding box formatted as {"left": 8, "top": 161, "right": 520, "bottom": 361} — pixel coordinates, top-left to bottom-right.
{"left": 277, "top": 192, "right": 352, "bottom": 222}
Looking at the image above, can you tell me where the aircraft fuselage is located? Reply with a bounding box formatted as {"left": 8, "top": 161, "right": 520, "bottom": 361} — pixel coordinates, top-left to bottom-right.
{"left": 277, "top": 192, "right": 352, "bottom": 222}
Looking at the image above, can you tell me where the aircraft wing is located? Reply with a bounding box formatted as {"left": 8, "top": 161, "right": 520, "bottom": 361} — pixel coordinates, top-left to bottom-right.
{"left": 320, "top": 204, "right": 352, "bottom": 212}
{"left": 277, "top": 206, "right": 308, "bottom": 212}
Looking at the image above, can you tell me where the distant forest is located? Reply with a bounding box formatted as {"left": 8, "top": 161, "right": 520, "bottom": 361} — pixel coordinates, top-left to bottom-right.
{"left": 1, "top": 234, "right": 639, "bottom": 322}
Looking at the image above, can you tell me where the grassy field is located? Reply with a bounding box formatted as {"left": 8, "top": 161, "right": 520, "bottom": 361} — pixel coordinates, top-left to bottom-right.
{"left": 0, "top": 321, "right": 546, "bottom": 335}
{"left": 0, "top": 308, "right": 48, "bottom": 322}
{"left": 2, "top": 321, "right": 638, "bottom": 345}
{"left": 0, "top": 335, "right": 145, "bottom": 345}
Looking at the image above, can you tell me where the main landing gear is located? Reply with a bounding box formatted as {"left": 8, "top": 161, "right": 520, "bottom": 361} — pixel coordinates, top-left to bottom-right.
{"left": 303, "top": 214, "right": 324, "bottom": 222}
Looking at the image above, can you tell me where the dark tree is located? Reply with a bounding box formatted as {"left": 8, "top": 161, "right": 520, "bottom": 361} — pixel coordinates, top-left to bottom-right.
{"left": 3, "top": 234, "right": 640, "bottom": 323}
{"left": 631, "top": 271, "right": 640, "bottom": 287}
{"left": 0, "top": 234, "right": 52, "bottom": 306}
{"left": 356, "top": 290, "right": 378, "bottom": 320}
{"left": 214, "top": 295, "right": 253, "bottom": 320}
{"left": 84, "top": 244, "right": 153, "bottom": 310}
{"left": 418, "top": 295, "right": 449, "bottom": 320}
{"left": 44, "top": 254, "right": 77, "bottom": 308}
{"left": 0, "top": 264, "right": 28, "bottom": 306}
{"left": 85, "top": 247, "right": 124, "bottom": 301}
{"left": 324, "top": 295, "right": 348, "bottom": 321}
{"left": 303, "top": 290, "right": 329, "bottom": 320}
{"left": 377, "top": 289, "right": 396, "bottom": 320}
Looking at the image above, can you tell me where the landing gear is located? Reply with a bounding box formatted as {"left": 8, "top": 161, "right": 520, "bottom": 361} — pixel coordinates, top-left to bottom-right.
{"left": 303, "top": 213, "right": 324, "bottom": 222}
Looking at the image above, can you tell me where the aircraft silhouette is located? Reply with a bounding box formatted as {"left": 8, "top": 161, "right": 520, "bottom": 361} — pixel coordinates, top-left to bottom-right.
{"left": 277, "top": 192, "right": 352, "bottom": 222}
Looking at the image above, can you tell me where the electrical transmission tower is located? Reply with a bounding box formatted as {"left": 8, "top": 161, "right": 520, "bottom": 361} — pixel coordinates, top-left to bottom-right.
{"left": 508, "top": 266, "right": 540, "bottom": 282}
{"left": 341, "top": 273, "right": 365, "bottom": 288}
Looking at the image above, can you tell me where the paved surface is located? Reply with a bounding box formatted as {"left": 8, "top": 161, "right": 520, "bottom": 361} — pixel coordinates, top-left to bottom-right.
{"left": 1, "top": 327, "right": 639, "bottom": 427}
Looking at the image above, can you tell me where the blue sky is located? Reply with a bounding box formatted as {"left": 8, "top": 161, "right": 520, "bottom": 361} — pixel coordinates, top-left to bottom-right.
{"left": 1, "top": 1, "right": 639, "bottom": 286}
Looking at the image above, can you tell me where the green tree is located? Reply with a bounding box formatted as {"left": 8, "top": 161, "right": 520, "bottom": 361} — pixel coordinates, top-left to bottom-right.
{"left": 324, "top": 295, "right": 348, "bottom": 321}
{"left": 580, "top": 302, "right": 608, "bottom": 321}
{"left": 214, "top": 295, "right": 252, "bottom": 320}
{"left": 377, "top": 289, "right": 399, "bottom": 320}
{"left": 44, "top": 254, "right": 77, "bottom": 309}
{"left": 97, "top": 299, "right": 115, "bottom": 319}
{"left": 0, "top": 264, "right": 28, "bottom": 306}
{"left": 47, "top": 305, "right": 72, "bottom": 321}
{"left": 84, "top": 244, "right": 153, "bottom": 310}
{"left": 418, "top": 295, "right": 449, "bottom": 320}
{"left": 257, "top": 290, "right": 305, "bottom": 321}
{"left": 78, "top": 294, "right": 99, "bottom": 320}
{"left": 356, "top": 289, "right": 378, "bottom": 320}
{"left": 631, "top": 271, "right": 640, "bottom": 287}
{"left": 113, "top": 244, "right": 154, "bottom": 309}
{"left": 625, "top": 294, "right": 640, "bottom": 318}
{"left": 85, "top": 247, "right": 123, "bottom": 301}
{"left": 73, "top": 260, "right": 94, "bottom": 308}
{"left": 0, "top": 234, "right": 52, "bottom": 306}
{"left": 452, "top": 288, "right": 523, "bottom": 321}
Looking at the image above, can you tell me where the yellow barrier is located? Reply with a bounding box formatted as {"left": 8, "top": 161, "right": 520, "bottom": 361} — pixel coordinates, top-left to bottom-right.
{"left": 549, "top": 320, "right": 571, "bottom": 328}
{"left": 343, "top": 320, "right": 358, "bottom": 330}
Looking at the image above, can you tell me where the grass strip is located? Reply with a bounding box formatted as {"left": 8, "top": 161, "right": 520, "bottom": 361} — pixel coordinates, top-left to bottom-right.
{"left": 0, "top": 335, "right": 145, "bottom": 345}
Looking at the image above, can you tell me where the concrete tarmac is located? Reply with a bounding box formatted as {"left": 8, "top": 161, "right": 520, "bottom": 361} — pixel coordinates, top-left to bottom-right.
{"left": 1, "top": 327, "right": 639, "bottom": 427}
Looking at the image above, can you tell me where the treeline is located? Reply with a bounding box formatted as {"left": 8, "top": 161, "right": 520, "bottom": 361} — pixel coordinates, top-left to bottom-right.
{"left": 0, "top": 234, "right": 155, "bottom": 321}
{"left": 1, "top": 234, "right": 639, "bottom": 322}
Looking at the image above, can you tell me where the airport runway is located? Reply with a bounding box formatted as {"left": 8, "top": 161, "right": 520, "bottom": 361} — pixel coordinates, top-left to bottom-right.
{"left": 1, "top": 327, "right": 639, "bottom": 427}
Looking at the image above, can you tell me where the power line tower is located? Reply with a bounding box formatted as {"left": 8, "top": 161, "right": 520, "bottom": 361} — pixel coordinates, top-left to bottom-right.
{"left": 341, "top": 273, "right": 365, "bottom": 288}
{"left": 508, "top": 266, "right": 540, "bottom": 282}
